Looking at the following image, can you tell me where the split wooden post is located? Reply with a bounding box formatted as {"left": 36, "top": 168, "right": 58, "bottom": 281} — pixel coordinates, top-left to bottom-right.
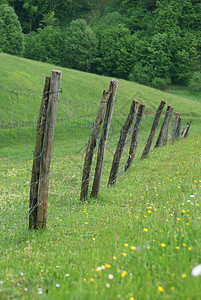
{"left": 108, "top": 100, "right": 139, "bottom": 186}
{"left": 175, "top": 117, "right": 181, "bottom": 140}
{"left": 154, "top": 105, "right": 171, "bottom": 149}
{"left": 162, "top": 107, "right": 174, "bottom": 146}
{"left": 141, "top": 100, "right": 166, "bottom": 159}
{"left": 29, "top": 76, "right": 51, "bottom": 230}
{"left": 80, "top": 89, "right": 111, "bottom": 201}
{"left": 90, "top": 79, "right": 119, "bottom": 199}
{"left": 171, "top": 112, "right": 180, "bottom": 143}
{"left": 181, "top": 121, "right": 191, "bottom": 139}
{"left": 36, "top": 70, "right": 62, "bottom": 229}
{"left": 124, "top": 103, "right": 145, "bottom": 171}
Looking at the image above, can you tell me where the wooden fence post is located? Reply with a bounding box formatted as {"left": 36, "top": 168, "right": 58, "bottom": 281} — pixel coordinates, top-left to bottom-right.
{"left": 162, "top": 107, "right": 174, "bottom": 146}
{"left": 181, "top": 121, "right": 191, "bottom": 139}
{"left": 141, "top": 100, "right": 166, "bottom": 159}
{"left": 175, "top": 117, "right": 181, "bottom": 140}
{"left": 90, "top": 79, "right": 119, "bottom": 199}
{"left": 36, "top": 70, "right": 62, "bottom": 229}
{"left": 124, "top": 103, "right": 145, "bottom": 171}
{"left": 80, "top": 89, "right": 111, "bottom": 201}
{"left": 29, "top": 76, "right": 51, "bottom": 230}
{"left": 171, "top": 112, "right": 180, "bottom": 143}
{"left": 154, "top": 105, "right": 171, "bottom": 149}
{"left": 108, "top": 100, "right": 139, "bottom": 186}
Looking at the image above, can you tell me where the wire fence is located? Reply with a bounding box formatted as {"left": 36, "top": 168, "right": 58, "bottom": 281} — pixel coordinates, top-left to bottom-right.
{"left": 0, "top": 80, "right": 187, "bottom": 255}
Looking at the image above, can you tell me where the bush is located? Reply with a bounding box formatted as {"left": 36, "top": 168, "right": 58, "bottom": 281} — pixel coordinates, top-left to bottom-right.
{"left": 129, "top": 63, "right": 151, "bottom": 86}
{"left": 188, "top": 72, "right": 201, "bottom": 92}
{"left": 63, "top": 19, "right": 98, "bottom": 72}
{"left": 151, "top": 77, "right": 171, "bottom": 90}
{"left": 24, "top": 27, "right": 64, "bottom": 65}
{"left": 0, "top": 4, "right": 24, "bottom": 55}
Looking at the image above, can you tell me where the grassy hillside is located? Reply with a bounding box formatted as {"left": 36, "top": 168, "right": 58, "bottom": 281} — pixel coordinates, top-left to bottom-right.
{"left": 1, "top": 53, "right": 201, "bottom": 159}
{"left": 0, "top": 54, "right": 201, "bottom": 299}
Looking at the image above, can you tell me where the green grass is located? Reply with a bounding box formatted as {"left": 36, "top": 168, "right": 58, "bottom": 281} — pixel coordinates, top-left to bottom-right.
{"left": 0, "top": 54, "right": 201, "bottom": 299}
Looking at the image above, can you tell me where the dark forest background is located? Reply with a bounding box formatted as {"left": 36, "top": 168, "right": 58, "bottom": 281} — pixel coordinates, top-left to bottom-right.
{"left": 0, "top": 0, "right": 201, "bottom": 90}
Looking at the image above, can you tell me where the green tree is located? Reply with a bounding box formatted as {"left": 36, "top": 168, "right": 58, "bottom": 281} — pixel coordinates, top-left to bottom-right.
{"left": 63, "top": 19, "right": 98, "bottom": 72}
{"left": 97, "top": 24, "right": 134, "bottom": 78}
{"left": 0, "top": 4, "right": 24, "bottom": 55}
{"left": 24, "top": 12, "right": 64, "bottom": 65}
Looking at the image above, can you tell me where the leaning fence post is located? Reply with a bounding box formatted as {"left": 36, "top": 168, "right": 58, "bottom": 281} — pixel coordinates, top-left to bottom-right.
{"left": 80, "top": 89, "right": 111, "bottom": 201}
{"left": 90, "top": 79, "right": 119, "bottom": 198}
{"left": 29, "top": 76, "right": 51, "bottom": 230}
{"left": 154, "top": 105, "right": 171, "bottom": 149}
{"left": 162, "top": 107, "right": 174, "bottom": 146}
{"left": 175, "top": 117, "right": 181, "bottom": 140}
{"left": 181, "top": 121, "right": 191, "bottom": 139}
{"left": 141, "top": 100, "right": 166, "bottom": 159}
{"left": 108, "top": 100, "right": 139, "bottom": 186}
{"left": 36, "top": 70, "right": 62, "bottom": 229}
{"left": 124, "top": 103, "right": 145, "bottom": 171}
{"left": 171, "top": 112, "right": 180, "bottom": 143}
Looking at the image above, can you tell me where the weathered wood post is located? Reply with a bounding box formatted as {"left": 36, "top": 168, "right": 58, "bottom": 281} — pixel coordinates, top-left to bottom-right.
{"left": 181, "top": 121, "right": 191, "bottom": 139}
{"left": 90, "top": 79, "right": 119, "bottom": 198}
{"left": 171, "top": 112, "right": 180, "bottom": 143}
{"left": 80, "top": 89, "right": 111, "bottom": 201}
{"left": 29, "top": 76, "right": 51, "bottom": 230}
{"left": 108, "top": 100, "right": 139, "bottom": 186}
{"left": 162, "top": 107, "right": 174, "bottom": 146}
{"left": 154, "top": 105, "right": 172, "bottom": 149}
{"left": 36, "top": 70, "right": 62, "bottom": 229}
{"left": 175, "top": 117, "right": 181, "bottom": 140}
{"left": 141, "top": 100, "right": 166, "bottom": 159}
{"left": 124, "top": 103, "right": 145, "bottom": 171}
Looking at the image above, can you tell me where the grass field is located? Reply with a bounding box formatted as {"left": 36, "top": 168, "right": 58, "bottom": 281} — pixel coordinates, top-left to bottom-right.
{"left": 0, "top": 53, "right": 201, "bottom": 299}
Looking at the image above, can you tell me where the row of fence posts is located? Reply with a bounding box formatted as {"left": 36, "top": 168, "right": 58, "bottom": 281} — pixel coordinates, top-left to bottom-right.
{"left": 80, "top": 81, "right": 191, "bottom": 200}
{"left": 29, "top": 74, "right": 191, "bottom": 229}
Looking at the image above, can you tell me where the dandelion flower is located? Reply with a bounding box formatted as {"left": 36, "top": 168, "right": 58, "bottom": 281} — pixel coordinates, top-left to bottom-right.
{"left": 158, "top": 286, "right": 164, "bottom": 292}
{"left": 181, "top": 274, "right": 187, "bottom": 279}
{"left": 191, "top": 264, "right": 201, "bottom": 277}
{"left": 121, "top": 270, "right": 127, "bottom": 278}
{"left": 105, "top": 264, "right": 111, "bottom": 268}
{"left": 130, "top": 246, "right": 136, "bottom": 251}
{"left": 161, "top": 243, "right": 166, "bottom": 248}
{"left": 124, "top": 243, "right": 128, "bottom": 247}
{"left": 123, "top": 253, "right": 127, "bottom": 257}
{"left": 113, "top": 256, "right": 117, "bottom": 260}
{"left": 143, "top": 228, "right": 148, "bottom": 232}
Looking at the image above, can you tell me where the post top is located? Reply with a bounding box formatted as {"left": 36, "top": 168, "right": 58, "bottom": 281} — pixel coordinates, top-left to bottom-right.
{"left": 52, "top": 70, "right": 62, "bottom": 74}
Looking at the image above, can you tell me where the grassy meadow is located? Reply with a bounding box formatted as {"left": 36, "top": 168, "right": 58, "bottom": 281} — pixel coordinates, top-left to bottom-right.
{"left": 0, "top": 53, "right": 201, "bottom": 299}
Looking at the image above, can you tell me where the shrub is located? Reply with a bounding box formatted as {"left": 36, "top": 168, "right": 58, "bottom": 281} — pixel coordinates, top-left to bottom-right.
{"left": 151, "top": 77, "right": 171, "bottom": 90}
{"left": 129, "top": 63, "right": 151, "bottom": 86}
{"left": 63, "top": 19, "right": 98, "bottom": 72}
{"left": 0, "top": 4, "right": 24, "bottom": 56}
{"left": 24, "top": 27, "right": 64, "bottom": 65}
{"left": 188, "top": 72, "right": 201, "bottom": 92}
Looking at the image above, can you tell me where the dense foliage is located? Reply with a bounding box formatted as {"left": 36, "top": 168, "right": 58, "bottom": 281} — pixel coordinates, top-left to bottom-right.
{"left": 2, "top": 0, "right": 201, "bottom": 89}
{"left": 0, "top": 4, "right": 24, "bottom": 56}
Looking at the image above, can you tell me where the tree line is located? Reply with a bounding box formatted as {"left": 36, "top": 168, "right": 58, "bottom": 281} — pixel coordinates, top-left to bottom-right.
{"left": 0, "top": 0, "right": 201, "bottom": 90}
